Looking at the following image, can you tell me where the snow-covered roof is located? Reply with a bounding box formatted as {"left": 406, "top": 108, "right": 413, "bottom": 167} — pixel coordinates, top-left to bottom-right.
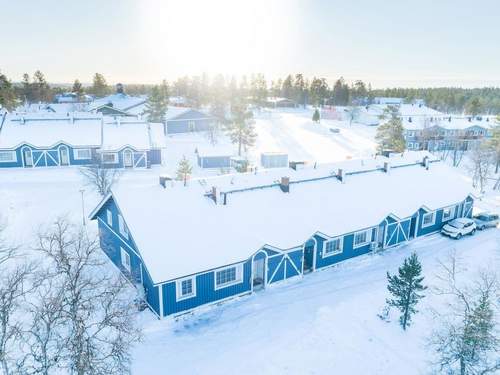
{"left": 96, "top": 151, "right": 473, "bottom": 283}
{"left": 266, "top": 97, "right": 296, "bottom": 103}
{"left": 89, "top": 94, "right": 146, "bottom": 112}
{"left": 403, "top": 116, "right": 497, "bottom": 131}
{"left": 15, "top": 103, "right": 90, "bottom": 114}
{"left": 0, "top": 113, "right": 102, "bottom": 149}
{"left": 101, "top": 117, "right": 160, "bottom": 151}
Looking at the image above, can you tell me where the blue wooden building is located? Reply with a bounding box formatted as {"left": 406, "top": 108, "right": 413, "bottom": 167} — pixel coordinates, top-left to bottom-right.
{"left": 165, "top": 107, "right": 215, "bottom": 134}
{"left": 99, "top": 118, "right": 165, "bottom": 168}
{"left": 90, "top": 152, "right": 474, "bottom": 318}
{"left": 0, "top": 113, "right": 102, "bottom": 168}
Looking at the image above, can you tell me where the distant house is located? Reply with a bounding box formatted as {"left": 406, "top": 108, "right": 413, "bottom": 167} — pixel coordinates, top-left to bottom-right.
{"left": 196, "top": 145, "right": 234, "bottom": 169}
{"left": 0, "top": 113, "right": 102, "bottom": 168}
{"left": 89, "top": 152, "right": 474, "bottom": 318}
{"left": 54, "top": 92, "right": 93, "bottom": 104}
{"left": 165, "top": 107, "right": 214, "bottom": 134}
{"left": 355, "top": 103, "right": 443, "bottom": 126}
{"left": 264, "top": 97, "right": 297, "bottom": 108}
{"left": 99, "top": 118, "right": 165, "bottom": 168}
{"left": 373, "top": 97, "right": 405, "bottom": 105}
{"left": 89, "top": 87, "right": 147, "bottom": 117}
{"left": 404, "top": 116, "right": 495, "bottom": 151}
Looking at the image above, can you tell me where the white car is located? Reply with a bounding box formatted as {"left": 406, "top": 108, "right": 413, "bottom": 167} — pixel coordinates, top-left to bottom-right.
{"left": 441, "top": 218, "right": 476, "bottom": 239}
{"left": 473, "top": 212, "right": 499, "bottom": 230}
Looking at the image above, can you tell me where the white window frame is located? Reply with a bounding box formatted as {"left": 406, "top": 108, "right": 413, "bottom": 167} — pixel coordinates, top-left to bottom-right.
{"left": 442, "top": 206, "right": 456, "bottom": 222}
{"left": 407, "top": 142, "right": 414, "bottom": 149}
{"left": 422, "top": 211, "right": 436, "bottom": 228}
{"left": 188, "top": 120, "right": 196, "bottom": 131}
{"left": 106, "top": 209, "right": 113, "bottom": 226}
{"left": 73, "top": 148, "right": 92, "bottom": 160}
{"left": 175, "top": 276, "right": 197, "bottom": 301}
{"left": 118, "top": 214, "right": 129, "bottom": 239}
{"left": 353, "top": 229, "right": 372, "bottom": 249}
{"left": 214, "top": 264, "right": 243, "bottom": 290}
{"left": 0, "top": 151, "right": 17, "bottom": 163}
{"left": 101, "top": 152, "right": 118, "bottom": 164}
{"left": 120, "top": 247, "right": 131, "bottom": 273}
{"left": 323, "top": 236, "right": 343, "bottom": 257}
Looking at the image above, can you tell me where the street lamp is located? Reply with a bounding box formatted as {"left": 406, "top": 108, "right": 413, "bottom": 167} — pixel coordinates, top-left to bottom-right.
{"left": 79, "top": 189, "right": 86, "bottom": 226}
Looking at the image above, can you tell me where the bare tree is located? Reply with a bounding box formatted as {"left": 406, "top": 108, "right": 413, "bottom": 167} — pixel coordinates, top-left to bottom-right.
{"left": 80, "top": 159, "right": 121, "bottom": 197}
{"left": 430, "top": 253, "right": 499, "bottom": 375}
{"left": 468, "top": 145, "right": 493, "bottom": 193}
{"left": 0, "top": 264, "right": 35, "bottom": 375}
{"left": 20, "top": 271, "right": 66, "bottom": 375}
{"left": 36, "top": 219, "right": 141, "bottom": 375}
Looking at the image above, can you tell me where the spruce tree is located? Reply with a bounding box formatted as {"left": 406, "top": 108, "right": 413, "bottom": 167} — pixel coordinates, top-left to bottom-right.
{"left": 386, "top": 253, "right": 427, "bottom": 330}
{"left": 72, "top": 79, "right": 84, "bottom": 100}
{"left": 144, "top": 85, "right": 168, "bottom": 123}
{"left": 176, "top": 156, "right": 192, "bottom": 186}
{"left": 91, "top": 73, "right": 109, "bottom": 97}
{"left": 226, "top": 103, "right": 256, "bottom": 156}
{"left": 375, "top": 107, "right": 405, "bottom": 153}
{"left": 0, "top": 72, "right": 17, "bottom": 110}
{"left": 312, "top": 108, "right": 320, "bottom": 123}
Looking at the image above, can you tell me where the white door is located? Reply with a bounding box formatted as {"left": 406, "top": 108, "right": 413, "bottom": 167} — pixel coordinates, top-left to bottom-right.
{"left": 23, "top": 149, "right": 33, "bottom": 167}
{"left": 59, "top": 147, "right": 69, "bottom": 166}
{"left": 124, "top": 150, "right": 133, "bottom": 167}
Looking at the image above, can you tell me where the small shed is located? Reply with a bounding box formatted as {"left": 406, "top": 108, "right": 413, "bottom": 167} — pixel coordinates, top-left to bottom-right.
{"left": 165, "top": 107, "right": 214, "bottom": 134}
{"left": 261, "top": 152, "right": 289, "bottom": 169}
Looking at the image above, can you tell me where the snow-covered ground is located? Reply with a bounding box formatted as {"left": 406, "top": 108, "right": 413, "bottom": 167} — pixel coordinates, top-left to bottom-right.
{"left": 0, "top": 109, "right": 498, "bottom": 374}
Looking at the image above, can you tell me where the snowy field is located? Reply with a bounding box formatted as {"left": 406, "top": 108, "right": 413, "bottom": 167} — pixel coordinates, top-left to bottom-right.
{"left": 160, "top": 108, "right": 378, "bottom": 177}
{"left": 0, "top": 110, "right": 498, "bottom": 374}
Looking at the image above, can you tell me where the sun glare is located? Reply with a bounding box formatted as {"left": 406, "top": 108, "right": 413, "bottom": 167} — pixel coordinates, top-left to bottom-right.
{"left": 139, "top": 0, "right": 297, "bottom": 79}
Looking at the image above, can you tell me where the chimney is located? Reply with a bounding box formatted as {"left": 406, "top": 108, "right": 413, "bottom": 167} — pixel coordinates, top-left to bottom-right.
{"left": 159, "top": 174, "right": 172, "bottom": 188}
{"left": 337, "top": 168, "right": 345, "bottom": 183}
{"left": 422, "top": 156, "right": 430, "bottom": 170}
{"left": 383, "top": 161, "right": 390, "bottom": 173}
{"left": 280, "top": 176, "right": 290, "bottom": 193}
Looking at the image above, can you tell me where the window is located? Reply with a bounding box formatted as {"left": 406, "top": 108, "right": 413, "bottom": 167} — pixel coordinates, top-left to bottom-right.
{"left": 324, "top": 237, "right": 343, "bottom": 256}
{"left": 0, "top": 151, "right": 16, "bottom": 163}
{"left": 73, "top": 148, "right": 92, "bottom": 160}
{"left": 188, "top": 121, "right": 196, "bottom": 131}
{"left": 408, "top": 142, "right": 414, "bottom": 149}
{"left": 353, "top": 229, "right": 371, "bottom": 248}
{"left": 215, "top": 264, "right": 243, "bottom": 289}
{"left": 414, "top": 142, "right": 420, "bottom": 149}
{"left": 120, "top": 247, "right": 131, "bottom": 272}
{"left": 106, "top": 209, "right": 113, "bottom": 226}
{"left": 176, "top": 277, "right": 196, "bottom": 300}
{"left": 118, "top": 214, "right": 128, "bottom": 239}
{"left": 422, "top": 212, "right": 436, "bottom": 228}
{"left": 442, "top": 206, "right": 456, "bottom": 221}
{"left": 101, "top": 153, "right": 118, "bottom": 164}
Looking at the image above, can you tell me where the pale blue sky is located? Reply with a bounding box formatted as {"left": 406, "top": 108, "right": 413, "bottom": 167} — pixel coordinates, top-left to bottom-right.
{"left": 0, "top": 0, "right": 498, "bottom": 87}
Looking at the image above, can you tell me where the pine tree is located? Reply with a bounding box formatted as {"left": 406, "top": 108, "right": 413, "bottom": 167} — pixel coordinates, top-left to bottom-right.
{"left": 72, "top": 79, "right": 84, "bottom": 100}
{"left": 0, "top": 72, "right": 17, "bottom": 110}
{"left": 465, "top": 97, "right": 482, "bottom": 117}
{"left": 32, "top": 70, "right": 51, "bottom": 102}
{"left": 375, "top": 107, "right": 406, "bottom": 153}
{"left": 312, "top": 108, "right": 320, "bottom": 123}
{"left": 91, "top": 73, "right": 109, "bottom": 97}
{"left": 176, "top": 156, "right": 192, "bottom": 186}
{"left": 144, "top": 85, "right": 168, "bottom": 123}
{"left": 226, "top": 103, "right": 257, "bottom": 156}
{"left": 386, "top": 253, "right": 427, "bottom": 330}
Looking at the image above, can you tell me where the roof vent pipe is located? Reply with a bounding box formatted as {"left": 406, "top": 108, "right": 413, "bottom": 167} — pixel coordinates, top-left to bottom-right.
{"left": 280, "top": 176, "right": 290, "bottom": 193}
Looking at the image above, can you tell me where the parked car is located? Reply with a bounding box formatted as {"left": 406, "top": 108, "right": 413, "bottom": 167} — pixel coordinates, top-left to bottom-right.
{"left": 329, "top": 128, "right": 340, "bottom": 133}
{"left": 441, "top": 218, "right": 476, "bottom": 239}
{"left": 473, "top": 212, "right": 499, "bottom": 230}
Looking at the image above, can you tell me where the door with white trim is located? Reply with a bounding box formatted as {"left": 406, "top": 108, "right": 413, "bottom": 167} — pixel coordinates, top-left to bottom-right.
{"left": 252, "top": 256, "right": 266, "bottom": 290}
{"left": 123, "top": 150, "right": 133, "bottom": 168}
{"left": 23, "top": 148, "right": 33, "bottom": 167}
{"left": 59, "top": 146, "right": 69, "bottom": 166}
